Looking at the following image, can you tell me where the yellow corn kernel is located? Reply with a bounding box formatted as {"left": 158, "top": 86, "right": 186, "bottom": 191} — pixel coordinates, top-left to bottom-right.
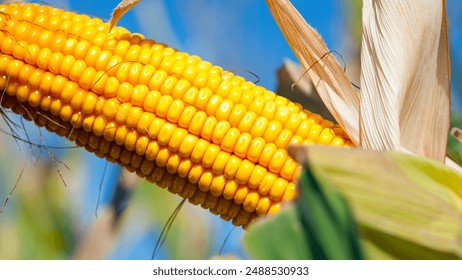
{"left": 270, "top": 178, "right": 289, "bottom": 201}
{"left": 202, "top": 144, "right": 220, "bottom": 168}
{"left": 178, "top": 134, "right": 198, "bottom": 158}
{"left": 205, "top": 94, "right": 223, "bottom": 116}
{"left": 198, "top": 171, "right": 213, "bottom": 192}
{"left": 268, "top": 202, "right": 282, "bottom": 215}
{"left": 263, "top": 120, "right": 282, "bottom": 143}
{"left": 220, "top": 127, "right": 240, "bottom": 153}
{"left": 212, "top": 120, "right": 230, "bottom": 145}
{"left": 210, "top": 175, "right": 226, "bottom": 197}
{"left": 331, "top": 136, "right": 346, "bottom": 147}
{"left": 234, "top": 133, "right": 252, "bottom": 158}
{"left": 200, "top": 116, "right": 217, "bottom": 141}
{"left": 258, "top": 143, "right": 277, "bottom": 167}
{"left": 243, "top": 190, "right": 260, "bottom": 212}
{"left": 318, "top": 127, "right": 336, "bottom": 145}
{"left": 247, "top": 137, "right": 265, "bottom": 163}
{"left": 222, "top": 180, "right": 238, "bottom": 200}
{"left": 250, "top": 117, "right": 268, "bottom": 137}
{"left": 188, "top": 164, "right": 204, "bottom": 184}
{"left": 216, "top": 79, "right": 232, "bottom": 97}
{"left": 258, "top": 172, "right": 278, "bottom": 195}
{"left": 268, "top": 149, "right": 288, "bottom": 174}
{"left": 211, "top": 151, "right": 230, "bottom": 174}
{"left": 233, "top": 185, "right": 249, "bottom": 205}
{"left": 190, "top": 138, "right": 209, "bottom": 163}
{"left": 256, "top": 197, "right": 272, "bottom": 215}
{"left": 168, "top": 127, "right": 188, "bottom": 152}
{"left": 176, "top": 159, "right": 192, "bottom": 178}
{"left": 238, "top": 111, "right": 257, "bottom": 133}
{"left": 177, "top": 106, "right": 197, "bottom": 128}
{"left": 274, "top": 128, "right": 293, "bottom": 148}
{"left": 308, "top": 123, "right": 323, "bottom": 142}
{"left": 195, "top": 88, "right": 213, "bottom": 110}
{"left": 188, "top": 111, "right": 207, "bottom": 136}
{"left": 157, "top": 122, "right": 176, "bottom": 146}
{"left": 228, "top": 104, "right": 246, "bottom": 127}
{"left": 235, "top": 160, "right": 254, "bottom": 185}
{"left": 224, "top": 155, "right": 242, "bottom": 179}
{"left": 248, "top": 165, "right": 267, "bottom": 189}
{"left": 261, "top": 102, "right": 277, "bottom": 119}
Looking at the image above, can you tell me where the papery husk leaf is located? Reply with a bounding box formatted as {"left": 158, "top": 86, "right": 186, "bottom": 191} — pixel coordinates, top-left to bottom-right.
{"left": 265, "top": 0, "right": 360, "bottom": 145}
{"left": 109, "top": 0, "right": 141, "bottom": 30}
{"left": 288, "top": 145, "right": 462, "bottom": 259}
{"left": 360, "top": 0, "right": 450, "bottom": 162}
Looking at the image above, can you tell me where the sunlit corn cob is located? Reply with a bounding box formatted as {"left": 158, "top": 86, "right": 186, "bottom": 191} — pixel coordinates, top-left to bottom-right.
{"left": 0, "top": 3, "right": 352, "bottom": 227}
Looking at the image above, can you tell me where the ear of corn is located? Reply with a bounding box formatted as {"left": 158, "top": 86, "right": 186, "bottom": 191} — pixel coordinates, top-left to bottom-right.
{"left": 0, "top": 3, "right": 352, "bottom": 227}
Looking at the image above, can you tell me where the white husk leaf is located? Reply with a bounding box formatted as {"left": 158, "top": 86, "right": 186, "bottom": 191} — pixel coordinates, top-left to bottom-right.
{"left": 109, "top": 0, "right": 141, "bottom": 30}
{"left": 265, "top": 0, "right": 360, "bottom": 145}
{"left": 360, "top": 0, "right": 450, "bottom": 162}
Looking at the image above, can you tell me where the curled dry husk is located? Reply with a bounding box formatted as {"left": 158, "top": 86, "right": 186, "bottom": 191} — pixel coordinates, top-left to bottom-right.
{"left": 109, "top": 0, "right": 141, "bottom": 31}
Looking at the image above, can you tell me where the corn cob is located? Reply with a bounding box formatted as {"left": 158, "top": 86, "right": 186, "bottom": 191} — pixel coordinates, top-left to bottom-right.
{"left": 0, "top": 3, "right": 352, "bottom": 227}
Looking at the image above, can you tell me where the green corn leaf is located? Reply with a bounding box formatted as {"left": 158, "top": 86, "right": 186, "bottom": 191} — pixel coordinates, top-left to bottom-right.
{"left": 288, "top": 145, "right": 462, "bottom": 259}
{"left": 447, "top": 128, "right": 462, "bottom": 166}
{"left": 296, "top": 162, "right": 363, "bottom": 260}
{"left": 244, "top": 158, "right": 363, "bottom": 260}
{"left": 243, "top": 206, "right": 312, "bottom": 260}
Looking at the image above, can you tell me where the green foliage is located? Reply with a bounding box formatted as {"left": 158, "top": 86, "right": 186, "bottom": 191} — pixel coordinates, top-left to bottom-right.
{"left": 448, "top": 114, "right": 462, "bottom": 166}
{"left": 0, "top": 161, "right": 76, "bottom": 259}
{"left": 244, "top": 161, "right": 363, "bottom": 260}
{"left": 245, "top": 146, "right": 462, "bottom": 260}
{"left": 447, "top": 132, "right": 462, "bottom": 166}
{"left": 295, "top": 163, "right": 363, "bottom": 259}
{"left": 243, "top": 206, "right": 312, "bottom": 260}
